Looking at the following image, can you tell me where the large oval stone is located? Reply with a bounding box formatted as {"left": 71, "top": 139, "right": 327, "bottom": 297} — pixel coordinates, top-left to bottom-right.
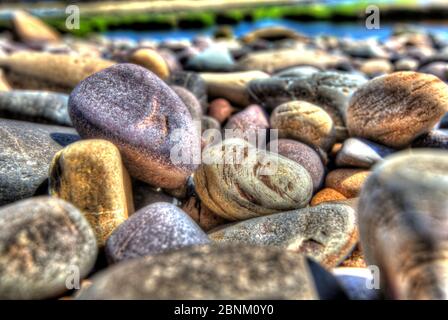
{"left": 358, "top": 150, "right": 448, "bottom": 299}
{"left": 0, "top": 196, "right": 97, "bottom": 299}
{"left": 77, "top": 245, "right": 318, "bottom": 299}
{"left": 347, "top": 72, "right": 448, "bottom": 148}
{"left": 194, "top": 138, "right": 313, "bottom": 220}
{"left": 209, "top": 202, "right": 357, "bottom": 268}
{"left": 69, "top": 63, "right": 201, "bottom": 189}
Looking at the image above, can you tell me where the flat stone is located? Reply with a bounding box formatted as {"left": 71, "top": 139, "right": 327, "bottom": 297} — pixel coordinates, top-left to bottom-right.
{"left": 105, "top": 202, "right": 209, "bottom": 263}
{"left": 200, "top": 70, "right": 269, "bottom": 107}
{"left": 270, "top": 101, "right": 336, "bottom": 151}
{"left": 268, "top": 139, "right": 325, "bottom": 192}
{"left": 347, "top": 71, "right": 448, "bottom": 148}
{"left": 358, "top": 150, "right": 448, "bottom": 299}
{"left": 12, "top": 10, "right": 60, "bottom": 44}
{"left": 69, "top": 63, "right": 200, "bottom": 189}
{"left": 209, "top": 202, "right": 358, "bottom": 268}
{"left": 0, "top": 90, "right": 71, "bottom": 126}
{"left": 336, "top": 137, "right": 395, "bottom": 168}
{"left": 77, "top": 245, "right": 318, "bottom": 299}
{"left": 186, "top": 46, "right": 235, "bottom": 72}
{"left": 0, "top": 119, "right": 79, "bottom": 206}
{"left": 194, "top": 138, "right": 313, "bottom": 220}
{"left": 49, "top": 139, "right": 134, "bottom": 246}
{"left": 0, "top": 52, "right": 114, "bottom": 92}
{"left": 0, "top": 196, "right": 97, "bottom": 299}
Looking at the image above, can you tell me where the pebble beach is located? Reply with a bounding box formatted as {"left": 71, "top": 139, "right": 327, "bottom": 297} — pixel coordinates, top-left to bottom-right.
{"left": 0, "top": 8, "right": 447, "bottom": 300}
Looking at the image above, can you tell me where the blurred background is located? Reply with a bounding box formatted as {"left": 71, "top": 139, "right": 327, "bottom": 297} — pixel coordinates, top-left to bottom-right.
{"left": 0, "top": 1, "right": 447, "bottom": 41}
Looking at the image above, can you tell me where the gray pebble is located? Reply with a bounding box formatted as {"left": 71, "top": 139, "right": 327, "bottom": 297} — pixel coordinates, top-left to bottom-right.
{"left": 336, "top": 137, "right": 395, "bottom": 168}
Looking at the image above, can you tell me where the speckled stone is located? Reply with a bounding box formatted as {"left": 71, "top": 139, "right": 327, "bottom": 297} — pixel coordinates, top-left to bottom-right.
{"left": 172, "top": 85, "right": 203, "bottom": 122}
{"left": 358, "top": 150, "right": 448, "bottom": 299}
{"left": 209, "top": 202, "right": 357, "bottom": 268}
{"left": 0, "top": 90, "right": 71, "bottom": 126}
{"left": 0, "top": 52, "right": 115, "bottom": 92}
{"left": 248, "top": 71, "right": 367, "bottom": 131}
{"left": 12, "top": 10, "right": 60, "bottom": 44}
{"left": 347, "top": 72, "right": 448, "bottom": 148}
{"left": 200, "top": 70, "right": 269, "bottom": 107}
{"left": 224, "top": 104, "right": 269, "bottom": 145}
{"left": 325, "top": 169, "right": 370, "bottom": 198}
{"left": 310, "top": 188, "right": 347, "bottom": 206}
{"left": 0, "top": 196, "right": 97, "bottom": 299}
{"left": 194, "top": 138, "right": 313, "bottom": 220}
{"left": 181, "top": 195, "right": 229, "bottom": 232}
{"left": 77, "top": 245, "right": 318, "bottom": 299}
{"left": 268, "top": 139, "right": 325, "bottom": 192}
{"left": 168, "top": 71, "right": 207, "bottom": 111}
{"left": 186, "top": 46, "right": 235, "bottom": 72}
{"left": 105, "top": 203, "right": 209, "bottom": 263}
{"left": 49, "top": 139, "right": 134, "bottom": 246}
{"left": 132, "top": 179, "right": 179, "bottom": 211}
{"left": 333, "top": 268, "right": 380, "bottom": 300}
{"left": 271, "top": 101, "right": 336, "bottom": 151}
{"left": 208, "top": 98, "right": 236, "bottom": 124}
{"left": 129, "top": 48, "right": 170, "bottom": 79}
{"left": 69, "top": 63, "right": 200, "bottom": 189}
{"left": 0, "top": 119, "right": 79, "bottom": 206}
{"left": 336, "top": 137, "right": 395, "bottom": 168}
{"left": 411, "top": 130, "right": 448, "bottom": 149}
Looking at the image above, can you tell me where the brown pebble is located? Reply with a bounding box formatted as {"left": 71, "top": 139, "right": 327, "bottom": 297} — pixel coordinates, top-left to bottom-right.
{"left": 325, "top": 169, "right": 370, "bottom": 198}
{"left": 181, "top": 195, "right": 229, "bottom": 232}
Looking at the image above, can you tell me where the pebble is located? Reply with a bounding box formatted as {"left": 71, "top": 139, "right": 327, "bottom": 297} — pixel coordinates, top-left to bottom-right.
{"left": 0, "top": 69, "right": 11, "bottom": 91}
{"left": 12, "top": 10, "right": 60, "bottom": 44}
{"left": 171, "top": 85, "right": 203, "bottom": 122}
{"left": 347, "top": 71, "right": 448, "bottom": 148}
{"left": 325, "top": 169, "right": 370, "bottom": 198}
{"left": 0, "top": 52, "right": 115, "bottom": 92}
{"left": 411, "top": 129, "right": 448, "bottom": 149}
{"left": 208, "top": 98, "right": 236, "bottom": 123}
{"left": 270, "top": 101, "right": 336, "bottom": 151}
{"left": 128, "top": 48, "right": 170, "bottom": 79}
{"left": 200, "top": 70, "right": 269, "bottom": 107}
{"left": 418, "top": 62, "right": 448, "bottom": 81}
{"left": 78, "top": 245, "right": 318, "bottom": 299}
{"left": 0, "top": 119, "right": 78, "bottom": 206}
{"left": 224, "top": 104, "right": 269, "bottom": 145}
{"left": 333, "top": 268, "right": 380, "bottom": 300}
{"left": 186, "top": 46, "right": 235, "bottom": 71}
{"left": 69, "top": 63, "right": 200, "bottom": 189}
{"left": 49, "top": 139, "right": 133, "bottom": 246}
{"left": 336, "top": 137, "right": 395, "bottom": 168}
{"left": 105, "top": 203, "right": 209, "bottom": 263}
{"left": 194, "top": 138, "right": 313, "bottom": 220}
{"left": 358, "top": 150, "right": 448, "bottom": 299}
{"left": 310, "top": 188, "right": 347, "bottom": 206}
{"left": 268, "top": 139, "right": 325, "bottom": 192}
{"left": 359, "top": 59, "right": 393, "bottom": 77}
{"left": 394, "top": 58, "right": 419, "bottom": 71}
{"left": 0, "top": 90, "right": 71, "bottom": 126}
{"left": 238, "top": 47, "right": 342, "bottom": 73}
{"left": 273, "top": 65, "right": 320, "bottom": 78}
{"left": 168, "top": 71, "right": 208, "bottom": 111}
{"left": 248, "top": 71, "right": 367, "bottom": 130}
{"left": 209, "top": 202, "right": 358, "bottom": 268}
{"left": 0, "top": 196, "right": 97, "bottom": 299}
{"left": 240, "top": 26, "right": 308, "bottom": 44}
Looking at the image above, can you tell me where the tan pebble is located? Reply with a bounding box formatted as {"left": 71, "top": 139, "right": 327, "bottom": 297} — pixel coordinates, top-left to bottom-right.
{"left": 49, "top": 139, "right": 133, "bottom": 246}
{"left": 311, "top": 188, "right": 347, "bottom": 206}
{"left": 12, "top": 10, "right": 60, "bottom": 44}
{"left": 359, "top": 58, "right": 393, "bottom": 76}
{"left": 270, "top": 101, "right": 336, "bottom": 150}
{"left": 325, "top": 169, "right": 370, "bottom": 198}
{"left": 129, "top": 48, "right": 170, "bottom": 80}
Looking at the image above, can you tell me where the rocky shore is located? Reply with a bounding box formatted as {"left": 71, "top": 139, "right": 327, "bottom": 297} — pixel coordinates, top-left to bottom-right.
{"left": 0, "top": 11, "right": 447, "bottom": 300}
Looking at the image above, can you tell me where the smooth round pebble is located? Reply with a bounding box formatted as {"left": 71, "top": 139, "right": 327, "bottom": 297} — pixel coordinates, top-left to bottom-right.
{"left": 325, "top": 169, "right": 370, "bottom": 198}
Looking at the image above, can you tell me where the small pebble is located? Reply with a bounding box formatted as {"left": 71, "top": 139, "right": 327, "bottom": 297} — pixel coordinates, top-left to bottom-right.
{"left": 310, "top": 188, "right": 347, "bottom": 206}
{"left": 128, "top": 48, "right": 170, "bottom": 79}
{"left": 336, "top": 137, "right": 395, "bottom": 168}
{"left": 325, "top": 169, "right": 370, "bottom": 198}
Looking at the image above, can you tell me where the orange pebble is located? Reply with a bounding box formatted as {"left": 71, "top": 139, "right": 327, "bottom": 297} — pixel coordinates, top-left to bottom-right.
{"left": 310, "top": 187, "right": 347, "bottom": 206}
